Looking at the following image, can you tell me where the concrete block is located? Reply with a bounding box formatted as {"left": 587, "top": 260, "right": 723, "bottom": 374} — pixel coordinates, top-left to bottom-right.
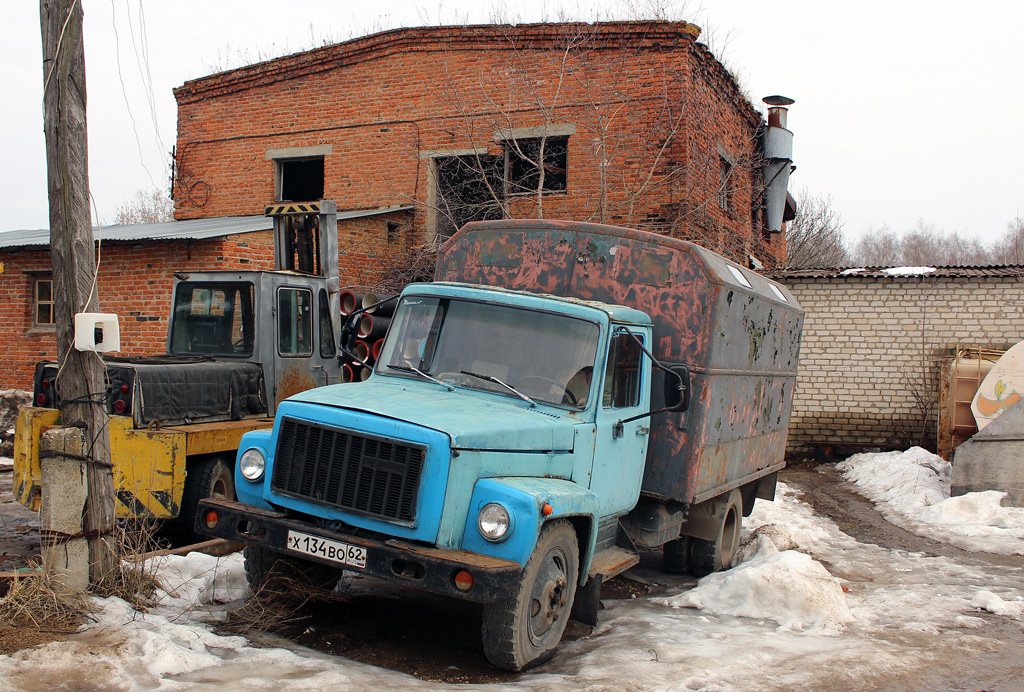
{"left": 40, "top": 427, "right": 90, "bottom": 593}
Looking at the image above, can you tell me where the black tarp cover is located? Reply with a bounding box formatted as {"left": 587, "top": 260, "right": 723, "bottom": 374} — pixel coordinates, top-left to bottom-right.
{"left": 106, "top": 359, "right": 266, "bottom": 425}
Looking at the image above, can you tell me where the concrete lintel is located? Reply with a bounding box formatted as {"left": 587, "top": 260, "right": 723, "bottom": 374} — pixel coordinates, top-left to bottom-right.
{"left": 493, "top": 123, "right": 577, "bottom": 142}
{"left": 266, "top": 144, "right": 333, "bottom": 160}
{"left": 421, "top": 147, "right": 490, "bottom": 159}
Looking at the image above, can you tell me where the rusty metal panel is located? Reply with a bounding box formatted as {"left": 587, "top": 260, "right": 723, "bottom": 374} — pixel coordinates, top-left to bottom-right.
{"left": 439, "top": 219, "right": 804, "bottom": 504}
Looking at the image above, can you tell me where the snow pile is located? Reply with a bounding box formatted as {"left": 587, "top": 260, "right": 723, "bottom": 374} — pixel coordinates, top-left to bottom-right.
{"left": 881, "top": 266, "right": 936, "bottom": 276}
{"left": 659, "top": 550, "right": 854, "bottom": 633}
{"left": 971, "top": 590, "right": 1024, "bottom": 618}
{"left": 838, "top": 447, "right": 1024, "bottom": 555}
{"left": 148, "top": 551, "right": 250, "bottom": 619}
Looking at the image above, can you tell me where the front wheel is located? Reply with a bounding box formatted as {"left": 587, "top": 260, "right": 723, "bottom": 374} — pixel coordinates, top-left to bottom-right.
{"left": 481, "top": 520, "right": 579, "bottom": 672}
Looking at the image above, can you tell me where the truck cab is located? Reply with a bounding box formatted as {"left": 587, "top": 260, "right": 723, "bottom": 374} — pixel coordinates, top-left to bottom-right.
{"left": 197, "top": 219, "right": 802, "bottom": 671}
{"left": 168, "top": 269, "right": 340, "bottom": 406}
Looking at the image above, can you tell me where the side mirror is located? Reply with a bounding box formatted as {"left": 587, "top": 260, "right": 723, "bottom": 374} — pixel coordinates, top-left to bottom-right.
{"left": 339, "top": 314, "right": 359, "bottom": 353}
{"left": 663, "top": 364, "right": 690, "bottom": 412}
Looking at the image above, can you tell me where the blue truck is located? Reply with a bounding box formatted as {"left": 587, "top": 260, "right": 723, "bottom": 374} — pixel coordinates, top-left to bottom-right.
{"left": 197, "top": 219, "right": 803, "bottom": 671}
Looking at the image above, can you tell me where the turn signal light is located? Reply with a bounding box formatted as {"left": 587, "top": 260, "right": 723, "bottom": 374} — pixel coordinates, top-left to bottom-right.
{"left": 113, "top": 399, "right": 127, "bottom": 414}
{"left": 35, "top": 394, "right": 47, "bottom": 406}
{"left": 204, "top": 510, "right": 219, "bottom": 529}
{"left": 542, "top": 503, "right": 554, "bottom": 516}
{"left": 454, "top": 570, "right": 474, "bottom": 592}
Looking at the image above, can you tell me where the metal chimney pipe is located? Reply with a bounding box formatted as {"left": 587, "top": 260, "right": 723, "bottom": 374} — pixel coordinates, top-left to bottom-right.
{"left": 761, "top": 96, "right": 795, "bottom": 234}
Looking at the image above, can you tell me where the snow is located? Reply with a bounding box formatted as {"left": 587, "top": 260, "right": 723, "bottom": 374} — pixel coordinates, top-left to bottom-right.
{"left": 881, "top": 266, "right": 937, "bottom": 276}
{"left": 838, "top": 447, "right": 1024, "bottom": 555}
{"left": 839, "top": 268, "right": 866, "bottom": 275}
{"left": 971, "top": 590, "right": 1024, "bottom": 618}
{"left": 659, "top": 550, "right": 854, "bottom": 633}
{"left": 1, "top": 470, "right": 1023, "bottom": 691}
{"left": 0, "top": 455, "right": 12, "bottom": 471}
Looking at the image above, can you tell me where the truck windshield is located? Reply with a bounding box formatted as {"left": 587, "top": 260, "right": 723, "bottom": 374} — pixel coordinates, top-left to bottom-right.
{"left": 376, "top": 296, "right": 600, "bottom": 409}
{"left": 169, "top": 282, "right": 255, "bottom": 357}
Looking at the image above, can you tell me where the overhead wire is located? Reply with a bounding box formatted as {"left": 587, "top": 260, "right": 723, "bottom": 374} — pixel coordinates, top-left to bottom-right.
{"left": 126, "top": 0, "right": 170, "bottom": 175}
{"left": 110, "top": 0, "right": 157, "bottom": 188}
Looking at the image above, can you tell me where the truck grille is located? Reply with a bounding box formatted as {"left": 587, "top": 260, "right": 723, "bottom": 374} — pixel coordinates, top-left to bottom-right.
{"left": 271, "top": 417, "right": 425, "bottom": 522}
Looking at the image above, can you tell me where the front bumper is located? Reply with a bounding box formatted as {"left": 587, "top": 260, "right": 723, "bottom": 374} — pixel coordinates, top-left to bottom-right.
{"left": 196, "top": 498, "right": 521, "bottom": 602}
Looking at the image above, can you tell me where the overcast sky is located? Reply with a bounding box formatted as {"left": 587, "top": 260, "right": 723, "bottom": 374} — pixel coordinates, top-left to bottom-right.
{"left": 4, "top": 1, "right": 1022, "bottom": 245}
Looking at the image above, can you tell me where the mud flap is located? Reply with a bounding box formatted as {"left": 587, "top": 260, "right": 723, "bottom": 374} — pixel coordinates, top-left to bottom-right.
{"left": 570, "top": 576, "right": 603, "bottom": 627}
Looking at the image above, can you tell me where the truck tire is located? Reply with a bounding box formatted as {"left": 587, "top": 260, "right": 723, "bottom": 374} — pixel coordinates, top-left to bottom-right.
{"left": 177, "top": 455, "right": 236, "bottom": 545}
{"left": 661, "top": 536, "right": 689, "bottom": 574}
{"left": 687, "top": 490, "right": 742, "bottom": 578}
{"left": 243, "top": 544, "right": 341, "bottom": 600}
{"left": 481, "top": 520, "right": 579, "bottom": 672}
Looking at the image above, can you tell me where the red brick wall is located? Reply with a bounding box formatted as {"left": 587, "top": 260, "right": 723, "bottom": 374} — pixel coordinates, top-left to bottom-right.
{"left": 173, "top": 21, "right": 782, "bottom": 267}
{"left": 0, "top": 234, "right": 276, "bottom": 389}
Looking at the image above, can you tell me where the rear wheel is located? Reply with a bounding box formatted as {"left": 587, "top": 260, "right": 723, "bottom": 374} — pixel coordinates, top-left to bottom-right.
{"left": 176, "top": 455, "right": 235, "bottom": 545}
{"left": 481, "top": 520, "right": 579, "bottom": 672}
{"left": 661, "top": 535, "right": 690, "bottom": 574}
{"left": 687, "top": 490, "right": 743, "bottom": 577}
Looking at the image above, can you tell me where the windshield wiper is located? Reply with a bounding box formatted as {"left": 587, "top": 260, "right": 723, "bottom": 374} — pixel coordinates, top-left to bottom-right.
{"left": 388, "top": 362, "right": 456, "bottom": 391}
{"left": 460, "top": 370, "right": 537, "bottom": 407}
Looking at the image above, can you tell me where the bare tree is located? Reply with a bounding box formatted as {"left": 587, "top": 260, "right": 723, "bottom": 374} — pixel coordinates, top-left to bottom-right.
{"left": 851, "top": 220, "right": 998, "bottom": 267}
{"left": 993, "top": 216, "right": 1024, "bottom": 264}
{"left": 783, "top": 188, "right": 849, "bottom": 267}
{"left": 900, "top": 220, "right": 992, "bottom": 266}
{"left": 850, "top": 225, "right": 901, "bottom": 266}
{"left": 114, "top": 188, "right": 174, "bottom": 225}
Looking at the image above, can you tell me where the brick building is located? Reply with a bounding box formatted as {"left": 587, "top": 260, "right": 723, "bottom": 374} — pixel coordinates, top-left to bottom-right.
{"left": 1, "top": 20, "right": 787, "bottom": 390}
{"left": 773, "top": 266, "right": 1024, "bottom": 457}
{"left": 171, "top": 20, "right": 788, "bottom": 282}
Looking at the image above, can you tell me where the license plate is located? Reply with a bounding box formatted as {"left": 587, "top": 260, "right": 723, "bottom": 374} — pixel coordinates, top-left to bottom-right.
{"left": 285, "top": 530, "right": 367, "bottom": 568}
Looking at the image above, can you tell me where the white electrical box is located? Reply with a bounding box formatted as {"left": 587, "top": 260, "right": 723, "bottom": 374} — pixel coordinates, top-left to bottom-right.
{"left": 74, "top": 313, "right": 120, "bottom": 353}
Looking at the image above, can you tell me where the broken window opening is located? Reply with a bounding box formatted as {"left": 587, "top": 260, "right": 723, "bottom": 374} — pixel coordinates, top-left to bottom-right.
{"left": 433, "top": 154, "right": 504, "bottom": 240}
{"left": 505, "top": 136, "right": 568, "bottom": 195}
{"left": 718, "top": 156, "right": 733, "bottom": 212}
{"left": 277, "top": 157, "right": 325, "bottom": 203}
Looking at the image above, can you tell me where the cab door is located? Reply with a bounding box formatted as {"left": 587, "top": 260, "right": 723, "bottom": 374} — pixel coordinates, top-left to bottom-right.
{"left": 271, "top": 281, "right": 340, "bottom": 406}
{"left": 590, "top": 326, "right": 652, "bottom": 518}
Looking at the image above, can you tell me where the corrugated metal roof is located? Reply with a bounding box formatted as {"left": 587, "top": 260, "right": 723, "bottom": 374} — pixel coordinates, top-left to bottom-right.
{"left": 0, "top": 206, "right": 413, "bottom": 250}
{"left": 769, "top": 265, "right": 1024, "bottom": 280}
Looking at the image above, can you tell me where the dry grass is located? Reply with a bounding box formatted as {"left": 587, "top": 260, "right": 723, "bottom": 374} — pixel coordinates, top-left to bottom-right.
{"left": 0, "top": 564, "right": 92, "bottom": 631}
{"left": 94, "top": 520, "right": 164, "bottom": 609}
{"left": 224, "top": 566, "right": 346, "bottom": 635}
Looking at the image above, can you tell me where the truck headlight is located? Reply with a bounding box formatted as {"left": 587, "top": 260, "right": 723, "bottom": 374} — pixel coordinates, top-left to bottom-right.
{"left": 477, "top": 502, "right": 511, "bottom": 542}
{"left": 239, "top": 448, "right": 266, "bottom": 481}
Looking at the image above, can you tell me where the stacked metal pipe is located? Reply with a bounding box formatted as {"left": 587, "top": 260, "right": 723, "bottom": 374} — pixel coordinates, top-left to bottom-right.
{"left": 338, "top": 291, "right": 395, "bottom": 382}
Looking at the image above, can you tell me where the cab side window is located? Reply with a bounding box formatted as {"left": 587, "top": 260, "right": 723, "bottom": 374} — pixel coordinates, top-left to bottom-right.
{"left": 318, "top": 289, "right": 336, "bottom": 358}
{"left": 603, "top": 332, "right": 642, "bottom": 408}
{"left": 278, "top": 288, "right": 313, "bottom": 356}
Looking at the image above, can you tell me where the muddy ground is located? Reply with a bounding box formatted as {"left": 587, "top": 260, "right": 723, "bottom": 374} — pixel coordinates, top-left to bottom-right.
{"left": 2, "top": 463, "right": 1023, "bottom": 681}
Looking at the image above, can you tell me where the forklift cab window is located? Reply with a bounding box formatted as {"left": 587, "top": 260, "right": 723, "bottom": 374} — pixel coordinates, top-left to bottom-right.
{"left": 278, "top": 287, "right": 313, "bottom": 356}
{"left": 318, "top": 289, "right": 336, "bottom": 358}
{"left": 169, "top": 282, "right": 254, "bottom": 357}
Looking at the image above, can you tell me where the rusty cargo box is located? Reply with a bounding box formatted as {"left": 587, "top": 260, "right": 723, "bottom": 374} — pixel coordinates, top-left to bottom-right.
{"left": 438, "top": 219, "right": 804, "bottom": 506}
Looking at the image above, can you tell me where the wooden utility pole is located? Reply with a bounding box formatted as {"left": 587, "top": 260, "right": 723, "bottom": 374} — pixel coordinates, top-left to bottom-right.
{"left": 40, "top": 0, "right": 116, "bottom": 585}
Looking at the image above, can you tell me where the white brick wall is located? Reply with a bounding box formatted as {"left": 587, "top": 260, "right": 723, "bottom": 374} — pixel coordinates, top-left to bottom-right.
{"left": 777, "top": 275, "right": 1024, "bottom": 455}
